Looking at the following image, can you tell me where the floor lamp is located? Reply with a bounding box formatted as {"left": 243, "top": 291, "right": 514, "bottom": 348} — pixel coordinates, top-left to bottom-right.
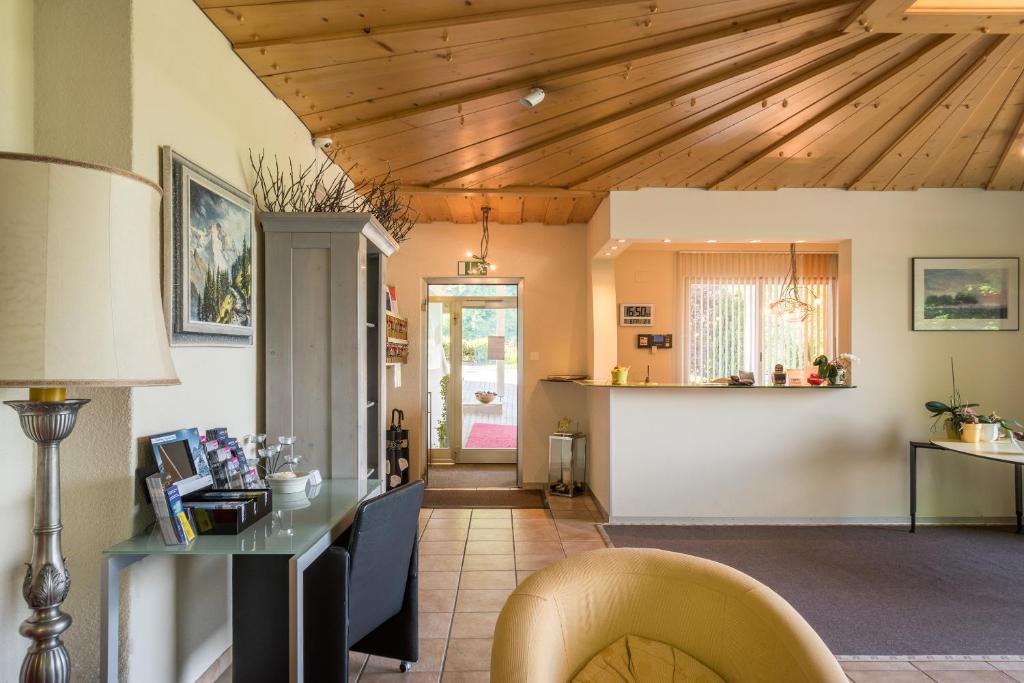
{"left": 0, "top": 153, "right": 178, "bottom": 682}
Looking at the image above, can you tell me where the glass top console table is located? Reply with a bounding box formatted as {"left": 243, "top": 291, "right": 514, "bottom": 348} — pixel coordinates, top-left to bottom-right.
{"left": 101, "top": 479, "right": 382, "bottom": 682}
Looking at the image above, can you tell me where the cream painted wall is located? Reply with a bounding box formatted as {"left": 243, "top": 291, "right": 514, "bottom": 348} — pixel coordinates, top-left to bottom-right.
{"left": 613, "top": 250, "right": 678, "bottom": 384}
{"left": 386, "top": 222, "right": 590, "bottom": 485}
{"left": 127, "top": 0, "right": 335, "bottom": 680}
{"left": 0, "top": 0, "right": 36, "bottom": 673}
{"left": 595, "top": 188, "right": 1024, "bottom": 522}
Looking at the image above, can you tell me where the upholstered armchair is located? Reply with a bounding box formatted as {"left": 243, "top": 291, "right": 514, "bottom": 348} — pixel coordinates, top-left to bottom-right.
{"left": 492, "top": 547, "right": 846, "bottom": 682}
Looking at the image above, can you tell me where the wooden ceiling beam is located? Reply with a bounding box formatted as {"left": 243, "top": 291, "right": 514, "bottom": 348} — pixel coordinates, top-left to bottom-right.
{"left": 232, "top": 0, "right": 649, "bottom": 50}
{"left": 708, "top": 37, "right": 954, "bottom": 188}
{"left": 567, "top": 32, "right": 898, "bottom": 188}
{"left": 425, "top": 32, "right": 843, "bottom": 188}
{"left": 399, "top": 185, "right": 605, "bottom": 198}
{"left": 847, "top": 35, "right": 1007, "bottom": 189}
{"left": 315, "top": 0, "right": 853, "bottom": 135}
{"left": 987, "top": 76, "right": 1024, "bottom": 189}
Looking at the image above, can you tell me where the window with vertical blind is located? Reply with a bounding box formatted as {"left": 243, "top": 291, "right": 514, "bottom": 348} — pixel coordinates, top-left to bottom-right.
{"left": 680, "top": 251, "right": 838, "bottom": 384}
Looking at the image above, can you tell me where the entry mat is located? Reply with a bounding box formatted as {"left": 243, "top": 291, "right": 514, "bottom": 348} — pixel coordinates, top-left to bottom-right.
{"left": 603, "top": 524, "right": 1024, "bottom": 656}
{"left": 422, "top": 488, "right": 547, "bottom": 509}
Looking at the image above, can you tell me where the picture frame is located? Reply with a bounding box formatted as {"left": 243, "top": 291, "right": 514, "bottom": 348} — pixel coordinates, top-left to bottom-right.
{"left": 161, "top": 146, "right": 255, "bottom": 346}
{"left": 912, "top": 257, "right": 1019, "bottom": 331}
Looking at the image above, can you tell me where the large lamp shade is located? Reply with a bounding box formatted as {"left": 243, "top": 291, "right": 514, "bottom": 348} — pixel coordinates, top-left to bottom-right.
{"left": 0, "top": 153, "right": 178, "bottom": 388}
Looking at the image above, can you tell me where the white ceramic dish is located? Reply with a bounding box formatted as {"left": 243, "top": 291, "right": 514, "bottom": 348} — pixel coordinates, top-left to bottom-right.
{"left": 266, "top": 471, "right": 310, "bottom": 495}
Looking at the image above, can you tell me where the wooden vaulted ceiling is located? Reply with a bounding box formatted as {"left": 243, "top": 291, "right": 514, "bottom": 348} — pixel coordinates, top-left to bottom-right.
{"left": 198, "top": 0, "right": 1024, "bottom": 225}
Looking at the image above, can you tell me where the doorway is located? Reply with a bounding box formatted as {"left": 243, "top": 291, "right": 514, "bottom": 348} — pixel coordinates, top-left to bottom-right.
{"left": 424, "top": 279, "right": 522, "bottom": 489}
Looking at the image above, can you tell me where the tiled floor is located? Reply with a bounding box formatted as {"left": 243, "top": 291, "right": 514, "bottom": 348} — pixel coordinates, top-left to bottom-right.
{"left": 840, "top": 660, "right": 1024, "bottom": 682}
{"left": 348, "top": 493, "right": 606, "bottom": 682}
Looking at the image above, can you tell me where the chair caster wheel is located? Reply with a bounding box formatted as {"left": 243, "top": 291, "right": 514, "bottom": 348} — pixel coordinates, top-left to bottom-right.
{"left": 400, "top": 661, "right": 412, "bottom": 673}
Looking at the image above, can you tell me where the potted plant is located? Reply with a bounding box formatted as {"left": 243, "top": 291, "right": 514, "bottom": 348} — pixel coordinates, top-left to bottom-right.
{"left": 925, "top": 359, "right": 1023, "bottom": 442}
{"left": 812, "top": 353, "right": 859, "bottom": 386}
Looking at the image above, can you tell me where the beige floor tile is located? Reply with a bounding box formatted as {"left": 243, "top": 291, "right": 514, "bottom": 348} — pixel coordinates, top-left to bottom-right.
{"left": 455, "top": 588, "right": 514, "bottom": 613}
{"left": 512, "top": 527, "right": 561, "bottom": 541}
{"left": 845, "top": 672, "right": 936, "bottom": 682}
{"left": 561, "top": 540, "right": 607, "bottom": 555}
{"left": 420, "top": 555, "right": 464, "bottom": 572}
{"left": 420, "top": 541, "right": 466, "bottom": 556}
{"left": 465, "top": 541, "right": 514, "bottom": 555}
{"left": 469, "top": 518, "right": 512, "bottom": 529}
{"left": 551, "top": 510, "right": 598, "bottom": 521}
{"left": 440, "top": 672, "right": 490, "bottom": 682}
{"left": 363, "top": 638, "right": 446, "bottom": 674}
{"left": 444, "top": 638, "right": 493, "bottom": 672}
{"left": 462, "top": 554, "right": 515, "bottom": 571}
{"left": 421, "top": 527, "right": 470, "bottom": 542}
{"left": 450, "top": 612, "right": 500, "bottom": 639}
{"left": 512, "top": 518, "right": 556, "bottom": 528}
{"left": 842, "top": 662, "right": 918, "bottom": 671}
{"left": 555, "top": 523, "right": 602, "bottom": 541}
{"left": 431, "top": 509, "right": 472, "bottom": 518}
{"left": 458, "top": 570, "right": 516, "bottom": 589}
{"left": 993, "top": 663, "right": 1024, "bottom": 671}
{"left": 925, "top": 672, "right": 1016, "bottom": 682}
{"left": 418, "top": 611, "right": 454, "bottom": 639}
{"left": 419, "top": 589, "right": 458, "bottom": 613}
{"left": 516, "top": 569, "right": 535, "bottom": 584}
{"left": 513, "top": 541, "right": 563, "bottom": 556}
{"left": 420, "top": 571, "right": 461, "bottom": 590}
{"left": 471, "top": 509, "right": 511, "bottom": 518}
{"left": 915, "top": 662, "right": 997, "bottom": 671}
{"left": 515, "top": 553, "right": 566, "bottom": 571}
{"left": 425, "top": 518, "right": 472, "bottom": 530}
{"left": 467, "top": 528, "right": 513, "bottom": 541}
{"left": 511, "top": 509, "right": 551, "bottom": 519}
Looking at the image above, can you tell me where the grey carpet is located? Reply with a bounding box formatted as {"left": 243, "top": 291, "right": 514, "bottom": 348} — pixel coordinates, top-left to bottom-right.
{"left": 422, "top": 488, "right": 546, "bottom": 509}
{"left": 427, "top": 463, "right": 517, "bottom": 489}
{"left": 603, "top": 524, "right": 1024, "bottom": 655}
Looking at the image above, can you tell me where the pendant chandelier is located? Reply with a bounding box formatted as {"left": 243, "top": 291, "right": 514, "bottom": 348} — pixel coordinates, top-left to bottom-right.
{"left": 469, "top": 206, "right": 496, "bottom": 271}
{"left": 769, "top": 243, "right": 813, "bottom": 323}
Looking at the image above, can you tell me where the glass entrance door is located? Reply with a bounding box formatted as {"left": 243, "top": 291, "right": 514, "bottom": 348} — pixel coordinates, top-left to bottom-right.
{"left": 453, "top": 299, "right": 518, "bottom": 463}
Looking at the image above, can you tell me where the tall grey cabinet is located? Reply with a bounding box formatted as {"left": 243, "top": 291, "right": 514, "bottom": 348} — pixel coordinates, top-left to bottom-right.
{"left": 261, "top": 212, "right": 398, "bottom": 483}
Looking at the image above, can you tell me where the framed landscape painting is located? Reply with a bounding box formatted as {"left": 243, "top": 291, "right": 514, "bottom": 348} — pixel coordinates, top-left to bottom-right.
{"left": 912, "top": 257, "right": 1019, "bottom": 331}
{"left": 162, "top": 147, "right": 254, "bottom": 345}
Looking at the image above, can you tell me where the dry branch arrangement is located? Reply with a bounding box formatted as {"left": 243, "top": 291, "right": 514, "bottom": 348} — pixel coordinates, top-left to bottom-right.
{"left": 249, "top": 150, "right": 417, "bottom": 242}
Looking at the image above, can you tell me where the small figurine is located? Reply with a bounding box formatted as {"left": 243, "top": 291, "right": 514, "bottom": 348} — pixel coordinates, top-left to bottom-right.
{"left": 557, "top": 416, "right": 571, "bottom": 434}
{"left": 772, "top": 363, "right": 787, "bottom": 386}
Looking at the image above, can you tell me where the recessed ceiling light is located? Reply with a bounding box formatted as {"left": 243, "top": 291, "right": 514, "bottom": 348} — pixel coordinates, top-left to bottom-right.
{"left": 706, "top": 239, "right": 718, "bottom": 243}
{"left": 750, "top": 240, "right": 762, "bottom": 243}
{"left": 662, "top": 239, "right": 671, "bottom": 243}
{"left": 795, "top": 239, "right": 807, "bottom": 243}
{"left": 617, "top": 239, "right": 626, "bottom": 243}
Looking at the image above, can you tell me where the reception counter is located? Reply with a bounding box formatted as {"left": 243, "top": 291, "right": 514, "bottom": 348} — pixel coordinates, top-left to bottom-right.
{"left": 558, "top": 378, "right": 1013, "bottom": 526}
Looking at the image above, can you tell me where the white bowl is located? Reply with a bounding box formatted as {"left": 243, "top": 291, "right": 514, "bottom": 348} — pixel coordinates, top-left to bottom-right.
{"left": 266, "top": 471, "right": 310, "bottom": 495}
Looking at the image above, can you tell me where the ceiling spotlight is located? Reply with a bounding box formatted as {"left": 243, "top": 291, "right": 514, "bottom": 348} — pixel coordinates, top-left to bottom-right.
{"left": 662, "top": 239, "right": 671, "bottom": 243}
{"left": 750, "top": 239, "right": 762, "bottom": 243}
{"left": 617, "top": 239, "right": 626, "bottom": 243}
{"left": 519, "top": 87, "right": 546, "bottom": 108}
{"left": 795, "top": 239, "right": 807, "bottom": 243}
{"left": 706, "top": 239, "right": 718, "bottom": 243}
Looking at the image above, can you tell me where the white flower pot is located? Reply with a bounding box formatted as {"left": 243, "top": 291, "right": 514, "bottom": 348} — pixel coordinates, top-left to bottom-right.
{"left": 979, "top": 423, "right": 1000, "bottom": 442}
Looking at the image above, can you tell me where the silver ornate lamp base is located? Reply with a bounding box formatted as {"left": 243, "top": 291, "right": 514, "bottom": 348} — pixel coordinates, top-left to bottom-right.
{"left": 5, "top": 398, "right": 89, "bottom": 683}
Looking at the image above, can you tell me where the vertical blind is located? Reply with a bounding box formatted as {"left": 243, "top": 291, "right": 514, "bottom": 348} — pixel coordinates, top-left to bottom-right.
{"left": 679, "top": 251, "right": 838, "bottom": 384}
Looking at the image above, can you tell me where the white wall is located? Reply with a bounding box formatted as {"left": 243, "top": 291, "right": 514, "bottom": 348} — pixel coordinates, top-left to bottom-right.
{"left": 597, "top": 188, "right": 1024, "bottom": 522}
{"left": 386, "top": 222, "right": 590, "bottom": 485}
{"left": 127, "top": 0, "right": 334, "bottom": 680}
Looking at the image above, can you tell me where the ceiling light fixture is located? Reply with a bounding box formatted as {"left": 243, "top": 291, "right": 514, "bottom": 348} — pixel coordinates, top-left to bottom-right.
{"left": 769, "top": 243, "right": 813, "bottom": 324}
{"left": 662, "top": 239, "right": 671, "bottom": 243}
{"left": 617, "top": 239, "right": 626, "bottom": 243}
{"left": 519, "top": 87, "right": 546, "bottom": 108}
{"left": 750, "top": 239, "right": 762, "bottom": 243}
{"left": 470, "top": 206, "right": 495, "bottom": 271}
{"left": 706, "top": 239, "right": 718, "bottom": 243}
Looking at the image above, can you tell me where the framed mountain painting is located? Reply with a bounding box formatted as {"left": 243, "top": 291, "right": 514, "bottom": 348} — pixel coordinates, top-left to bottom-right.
{"left": 912, "top": 257, "right": 1019, "bottom": 331}
{"left": 162, "top": 147, "right": 254, "bottom": 345}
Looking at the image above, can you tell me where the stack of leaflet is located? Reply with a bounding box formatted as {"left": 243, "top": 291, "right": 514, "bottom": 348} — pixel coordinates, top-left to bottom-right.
{"left": 145, "top": 474, "right": 196, "bottom": 545}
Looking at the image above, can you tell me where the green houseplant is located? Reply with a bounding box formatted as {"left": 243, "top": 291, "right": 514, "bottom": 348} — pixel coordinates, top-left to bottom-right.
{"left": 925, "top": 359, "right": 1022, "bottom": 441}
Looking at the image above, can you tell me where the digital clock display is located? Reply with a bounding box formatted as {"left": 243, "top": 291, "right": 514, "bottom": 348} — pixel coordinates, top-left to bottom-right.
{"left": 619, "top": 303, "right": 655, "bottom": 327}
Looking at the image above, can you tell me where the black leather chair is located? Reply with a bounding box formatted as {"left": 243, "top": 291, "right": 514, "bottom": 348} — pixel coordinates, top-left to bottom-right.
{"left": 305, "top": 479, "right": 425, "bottom": 681}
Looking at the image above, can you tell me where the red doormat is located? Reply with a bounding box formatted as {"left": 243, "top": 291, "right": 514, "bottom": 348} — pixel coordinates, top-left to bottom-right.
{"left": 465, "top": 423, "right": 517, "bottom": 449}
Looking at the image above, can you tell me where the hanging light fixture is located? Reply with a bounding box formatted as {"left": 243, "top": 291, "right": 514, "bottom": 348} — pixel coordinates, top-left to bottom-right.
{"left": 470, "top": 206, "right": 496, "bottom": 271}
{"left": 769, "top": 243, "right": 813, "bottom": 323}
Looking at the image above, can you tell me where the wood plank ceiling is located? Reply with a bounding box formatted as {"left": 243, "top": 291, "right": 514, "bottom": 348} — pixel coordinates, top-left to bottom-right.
{"left": 198, "top": 0, "right": 1024, "bottom": 224}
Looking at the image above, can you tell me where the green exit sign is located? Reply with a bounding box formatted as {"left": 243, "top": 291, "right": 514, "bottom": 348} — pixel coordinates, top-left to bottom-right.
{"left": 457, "top": 260, "right": 489, "bottom": 276}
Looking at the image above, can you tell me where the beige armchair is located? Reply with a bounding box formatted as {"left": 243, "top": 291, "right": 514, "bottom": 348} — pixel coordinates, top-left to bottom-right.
{"left": 491, "top": 548, "right": 846, "bottom": 682}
